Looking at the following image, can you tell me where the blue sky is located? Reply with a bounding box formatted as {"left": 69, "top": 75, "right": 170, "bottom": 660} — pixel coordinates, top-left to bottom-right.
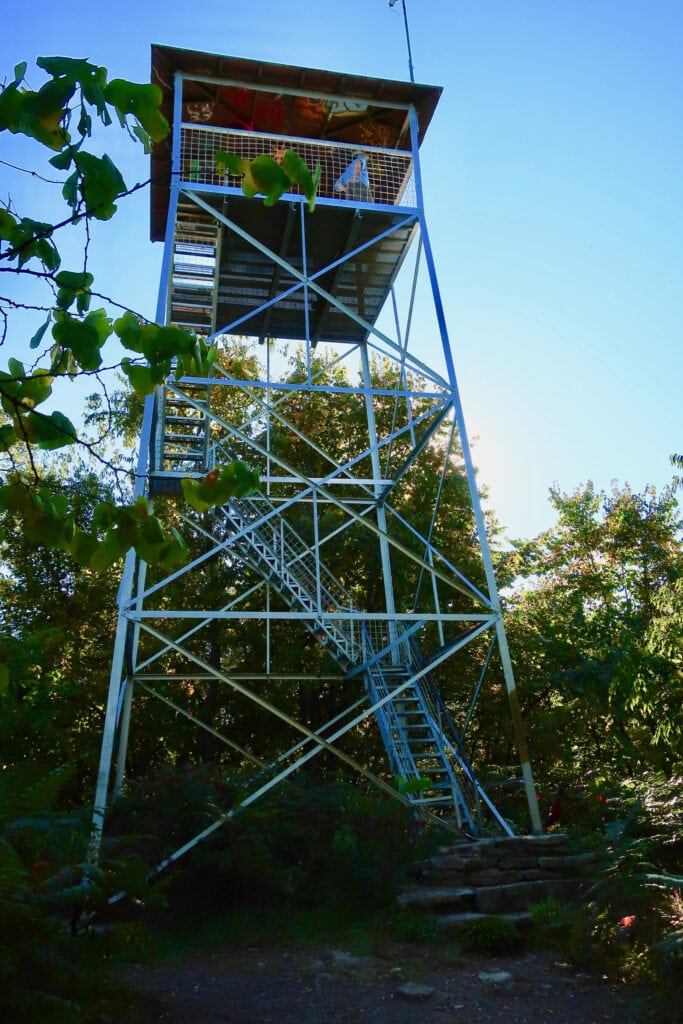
{"left": 2, "top": 0, "right": 681, "bottom": 540}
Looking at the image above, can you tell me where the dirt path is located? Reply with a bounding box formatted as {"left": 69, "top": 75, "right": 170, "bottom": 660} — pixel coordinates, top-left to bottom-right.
{"left": 119, "top": 942, "right": 632, "bottom": 1024}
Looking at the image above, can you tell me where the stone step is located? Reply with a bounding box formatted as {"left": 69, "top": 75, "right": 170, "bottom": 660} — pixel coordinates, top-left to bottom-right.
{"left": 434, "top": 833, "right": 570, "bottom": 860}
{"left": 402, "top": 876, "right": 585, "bottom": 916}
{"left": 421, "top": 854, "right": 595, "bottom": 888}
{"left": 474, "top": 877, "right": 586, "bottom": 915}
{"left": 398, "top": 833, "right": 595, "bottom": 932}
{"left": 425, "top": 840, "right": 574, "bottom": 872}
{"left": 397, "top": 886, "right": 476, "bottom": 912}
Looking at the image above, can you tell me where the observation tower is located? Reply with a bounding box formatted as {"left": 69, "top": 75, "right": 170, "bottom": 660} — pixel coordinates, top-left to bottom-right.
{"left": 92, "top": 44, "right": 542, "bottom": 864}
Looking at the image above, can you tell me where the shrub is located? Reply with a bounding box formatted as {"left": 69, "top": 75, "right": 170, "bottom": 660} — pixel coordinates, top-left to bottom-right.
{"left": 108, "top": 768, "right": 436, "bottom": 916}
{"left": 0, "top": 765, "right": 105, "bottom": 1022}
{"left": 457, "top": 915, "right": 519, "bottom": 954}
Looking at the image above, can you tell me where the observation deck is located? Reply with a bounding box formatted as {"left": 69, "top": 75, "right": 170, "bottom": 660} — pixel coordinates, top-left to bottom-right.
{"left": 150, "top": 45, "right": 442, "bottom": 345}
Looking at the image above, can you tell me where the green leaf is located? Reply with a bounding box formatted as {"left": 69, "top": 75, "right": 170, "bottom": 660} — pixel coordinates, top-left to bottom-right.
{"left": 62, "top": 169, "right": 79, "bottom": 211}
{"left": 0, "top": 208, "right": 18, "bottom": 240}
{"left": 37, "top": 56, "right": 110, "bottom": 122}
{"left": 243, "top": 154, "right": 290, "bottom": 205}
{"left": 0, "top": 424, "right": 18, "bottom": 451}
{"left": 68, "top": 528, "right": 100, "bottom": 565}
{"left": 92, "top": 502, "right": 117, "bottom": 530}
{"left": 139, "top": 323, "right": 196, "bottom": 364}
{"left": 113, "top": 309, "right": 142, "bottom": 350}
{"left": 120, "top": 360, "right": 155, "bottom": 396}
{"left": 29, "top": 316, "right": 51, "bottom": 349}
{"left": 1, "top": 368, "right": 54, "bottom": 411}
{"left": 181, "top": 462, "right": 259, "bottom": 512}
{"left": 55, "top": 269, "right": 94, "bottom": 312}
{"left": 281, "top": 150, "right": 321, "bottom": 212}
{"left": 77, "top": 105, "right": 92, "bottom": 138}
{"left": 23, "top": 409, "right": 77, "bottom": 450}
{"left": 49, "top": 147, "right": 74, "bottom": 171}
{"left": 51, "top": 308, "right": 112, "bottom": 370}
{"left": 8, "top": 357, "right": 25, "bottom": 379}
{"left": 158, "top": 527, "right": 189, "bottom": 570}
{"left": 0, "top": 215, "right": 59, "bottom": 270}
{"left": 70, "top": 151, "right": 127, "bottom": 220}
{"left": 0, "top": 81, "right": 23, "bottom": 135}
{"left": 49, "top": 343, "right": 76, "bottom": 376}
{"left": 217, "top": 151, "right": 289, "bottom": 204}
{"left": 88, "top": 530, "right": 126, "bottom": 572}
{"left": 104, "top": 79, "right": 169, "bottom": 145}
{"left": 215, "top": 151, "right": 245, "bottom": 175}
{"left": 14, "top": 77, "right": 74, "bottom": 150}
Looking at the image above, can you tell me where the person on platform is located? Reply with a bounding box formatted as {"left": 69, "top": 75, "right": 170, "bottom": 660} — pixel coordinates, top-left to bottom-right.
{"left": 334, "top": 153, "right": 373, "bottom": 202}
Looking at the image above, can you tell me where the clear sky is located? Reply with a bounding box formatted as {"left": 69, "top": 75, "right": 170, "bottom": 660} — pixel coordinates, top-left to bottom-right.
{"left": 2, "top": 0, "right": 682, "bottom": 541}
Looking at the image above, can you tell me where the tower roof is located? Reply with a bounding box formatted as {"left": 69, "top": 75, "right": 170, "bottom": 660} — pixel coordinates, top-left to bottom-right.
{"left": 150, "top": 43, "right": 442, "bottom": 240}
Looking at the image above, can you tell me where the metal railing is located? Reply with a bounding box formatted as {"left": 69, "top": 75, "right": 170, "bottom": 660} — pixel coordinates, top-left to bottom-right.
{"left": 179, "top": 124, "right": 417, "bottom": 208}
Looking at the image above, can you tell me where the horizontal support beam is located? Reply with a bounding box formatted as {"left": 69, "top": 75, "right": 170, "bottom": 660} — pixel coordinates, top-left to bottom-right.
{"left": 129, "top": 611, "right": 498, "bottom": 623}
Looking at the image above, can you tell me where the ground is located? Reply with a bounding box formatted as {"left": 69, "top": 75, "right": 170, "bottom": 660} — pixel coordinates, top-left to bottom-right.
{"left": 116, "top": 940, "right": 641, "bottom": 1024}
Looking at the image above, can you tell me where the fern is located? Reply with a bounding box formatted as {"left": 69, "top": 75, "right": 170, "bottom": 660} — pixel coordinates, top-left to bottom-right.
{"left": 458, "top": 916, "right": 519, "bottom": 953}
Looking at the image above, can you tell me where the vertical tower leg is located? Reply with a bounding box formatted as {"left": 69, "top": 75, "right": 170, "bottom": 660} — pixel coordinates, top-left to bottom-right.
{"left": 90, "top": 551, "right": 136, "bottom": 859}
{"left": 408, "top": 104, "right": 543, "bottom": 835}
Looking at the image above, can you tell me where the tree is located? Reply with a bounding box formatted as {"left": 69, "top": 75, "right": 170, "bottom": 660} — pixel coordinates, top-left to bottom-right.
{"left": 504, "top": 480, "right": 683, "bottom": 785}
{"left": 0, "top": 465, "right": 118, "bottom": 777}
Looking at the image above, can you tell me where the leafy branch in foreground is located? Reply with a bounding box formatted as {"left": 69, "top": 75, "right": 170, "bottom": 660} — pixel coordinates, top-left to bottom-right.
{"left": 0, "top": 479, "right": 188, "bottom": 571}
{"left": 0, "top": 56, "right": 258, "bottom": 570}
{"left": 215, "top": 149, "right": 321, "bottom": 211}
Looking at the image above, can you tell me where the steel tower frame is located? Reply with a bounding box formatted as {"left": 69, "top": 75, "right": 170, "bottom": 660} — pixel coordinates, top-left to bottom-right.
{"left": 92, "top": 47, "right": 542, "bottom": 865}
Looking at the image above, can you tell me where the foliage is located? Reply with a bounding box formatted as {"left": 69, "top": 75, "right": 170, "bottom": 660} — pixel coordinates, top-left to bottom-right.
{"left": 0, "top": 57, "right": 257, "bottom": 572}
{"left": 505, "top": 481, "right": 683, "bottom": 781}
{"left": 181, "top": 460, "right": 259, "bottom": 512}
{"left": 0, "top": 759, "right": 169, "bottom": 1022}
{"left": 215, "top": 149, "right": 321, "bottom": 211}
{"left": 0, "top": 467, "right": 124, "bottom": 769}
{"left": 107, "top": 768, "right": 433, "bottom": 914}
{"left": 0, "top": 764, "right": 101, "bottom": 1022}
{"left": 0, "top": 475, "right": 188, "bottom": 570}
{"left": 457, "top": 915, "right": 520, "bottom": 954}
{"left": 528, "top": 773, "right": 683, "bottom": 1017}
{"left": 529, "top": 894, "right": 578, "bottom": 934}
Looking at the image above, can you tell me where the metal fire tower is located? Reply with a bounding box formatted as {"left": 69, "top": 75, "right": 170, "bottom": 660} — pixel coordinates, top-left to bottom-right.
{"left": 92, "top": 45, "right": 542, "bottom": 863}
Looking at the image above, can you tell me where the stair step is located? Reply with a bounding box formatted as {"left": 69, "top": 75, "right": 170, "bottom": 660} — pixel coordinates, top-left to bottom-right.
{"left": 397, "top": 886, "right": 475, "bottom": 912}
{"left": 398, "top": 834, "right": 596, "bottom": 931}
{"left": 476, "top": 877, "right": 586, "bottom": 914}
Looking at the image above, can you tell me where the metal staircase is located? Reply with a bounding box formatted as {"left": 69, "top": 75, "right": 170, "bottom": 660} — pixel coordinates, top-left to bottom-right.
{"left": 199, "top": 480, "right": 482, "bottom": 827}
{"left": 150, "top": 382, "right": 211, "bottom": 491}
{"left": 363, "top": 658, "right": 480, "bottom": 832}
{"left": 213, "top": 494, "right": 357, "bottom": 668}
{"left": 167, "top": 208, "right": 221, "bottom": 338}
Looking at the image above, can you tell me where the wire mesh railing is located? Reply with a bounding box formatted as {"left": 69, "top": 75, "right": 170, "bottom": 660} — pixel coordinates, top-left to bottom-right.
{"left": 179, "top": 125, "right": 417, "bottom": 208}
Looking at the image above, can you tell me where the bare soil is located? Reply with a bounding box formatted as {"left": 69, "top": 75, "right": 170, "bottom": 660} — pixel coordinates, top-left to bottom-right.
{"left": 116, "top": 940, "right": 638, "bottom": 1024}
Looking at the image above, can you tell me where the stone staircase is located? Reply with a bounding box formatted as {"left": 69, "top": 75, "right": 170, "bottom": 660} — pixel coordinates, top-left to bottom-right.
{"left": 398, "top": 833, "right": 595, "bottom": 933}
